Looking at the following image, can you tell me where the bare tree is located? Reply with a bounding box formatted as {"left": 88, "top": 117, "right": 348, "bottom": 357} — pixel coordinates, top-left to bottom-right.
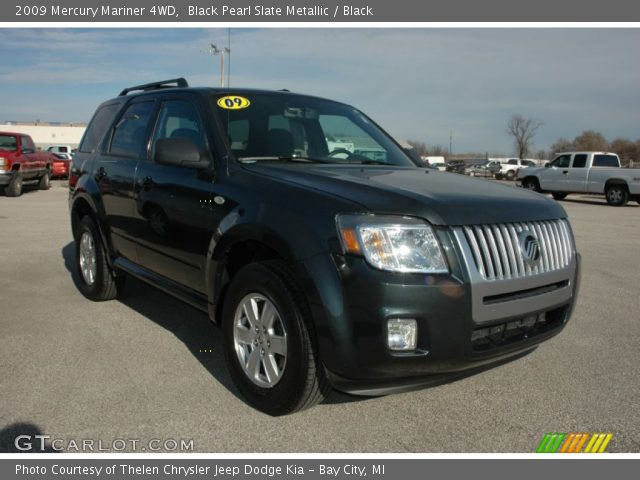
{"left": 427, "top": 144, "right": 448, "bottom": 157}
{"left": 573, "top": 130, "right": 607, "bottom": 151}
{"left": 407, "top": 140, "right": 428, "bottom": 157}
{"left": 506, "top": 114, "right": 543, "bottom": 159}
{"left": 549, "top": 137, "right": 574, "bottom": 156}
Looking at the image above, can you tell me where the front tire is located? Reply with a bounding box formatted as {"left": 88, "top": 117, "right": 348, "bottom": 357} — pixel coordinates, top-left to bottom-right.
{"left": 5, "top": 173, "right": 23, "bottom": 197}
{"left": 605, "top": 184, "right": 629, "bottom": 206}
{"left": 222, "top": 261, "right": 329, "bottom": 415}
{"left": 75, "top": 216, "right": 124, "bottom": 301}
{"left": 551, "top": 192, "right": 567, "bottom": 200}
{"left": 522, "top": 178, "right": 540, "bottom": 192}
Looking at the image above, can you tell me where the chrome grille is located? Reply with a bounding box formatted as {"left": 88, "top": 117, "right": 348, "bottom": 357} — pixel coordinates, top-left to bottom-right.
{"left": 461, "top": 220, "right": 573, "bottom": 280}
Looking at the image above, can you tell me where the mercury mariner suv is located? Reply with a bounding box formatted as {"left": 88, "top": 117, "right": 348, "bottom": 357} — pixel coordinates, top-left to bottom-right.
{"left": 69, "top": 79, "right": 581, "bottom": 415}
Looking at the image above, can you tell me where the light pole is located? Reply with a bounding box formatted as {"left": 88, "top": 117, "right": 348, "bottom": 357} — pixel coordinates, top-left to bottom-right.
{"left": 206, "top": 44, "right": 231, "bottom": 88}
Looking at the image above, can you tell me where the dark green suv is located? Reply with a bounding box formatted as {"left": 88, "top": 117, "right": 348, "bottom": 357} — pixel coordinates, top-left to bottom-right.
{"left": 69, "top": 79, "right": 581, "bottom": 415}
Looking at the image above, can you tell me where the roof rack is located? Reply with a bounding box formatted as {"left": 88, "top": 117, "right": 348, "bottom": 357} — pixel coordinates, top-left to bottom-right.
{"left": 119, "top": 78, "right": 189, "bottom": 96}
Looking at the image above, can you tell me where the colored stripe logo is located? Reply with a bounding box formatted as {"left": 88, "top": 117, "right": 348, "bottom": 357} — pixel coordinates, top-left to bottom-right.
{"left": 536, "top": 433, "right": 613, "bottom": 453}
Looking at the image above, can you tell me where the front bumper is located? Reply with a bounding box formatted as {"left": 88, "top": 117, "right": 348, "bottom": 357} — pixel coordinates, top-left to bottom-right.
{"left": 301, "top": 230, "right": 580, "bottom": 395}
{"left": 0, "top": 171, "right": 14, "bottom": 186}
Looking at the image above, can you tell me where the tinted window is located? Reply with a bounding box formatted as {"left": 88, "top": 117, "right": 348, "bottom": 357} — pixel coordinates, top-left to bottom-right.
{"left": 507, "top": 159, "right": 517, "bottom": 165}
{"left": 213, "top": 93, "right": 414, "bottom": 166}
{"left": 572, "top": 154, "right": 587, "bottom": 168}
{"left": 79, "top": 103, "right": 121, "bottom": 153}
{"left": 592, "top": 155, "right": 619, "bottom": 168}
{"left": 152, "top": 100, "right": 207, "bottom": 157}
{"left": 109, "top": 102, "right": 155, "bottom": 158}
{"left": 21, "top": 136, "right": 36, "bottom": 152}
{"left": 551, "top": 155, "right": 571, "bottom": 168}
{"left": 0, "top": 135, "right": 18, "bottom": 151}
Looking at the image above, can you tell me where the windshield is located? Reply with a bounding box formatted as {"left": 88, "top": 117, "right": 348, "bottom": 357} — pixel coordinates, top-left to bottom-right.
{"left": 0, "top": 135, "right": 18, "bottom": 151}
{"left": 212, "top": 93, "right": 415, "bottom": 167}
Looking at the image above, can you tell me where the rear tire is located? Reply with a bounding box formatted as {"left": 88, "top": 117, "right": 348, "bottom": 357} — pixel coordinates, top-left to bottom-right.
{"left": 551, "top": 192, "right": 567, "bottom": 200}
{"left": 5, "top": 173, "right": 23, "bottom": 197}
{"left": 75, "top": 216, "right": 125, "bottom": 301}
{"left": 38, "top": 170, "right": 51, "bottom": 190}
{"left": 222, "top": 260, "right": 329, "bottom": 415}
{"left": 505, "top": 170, "right": 516, "bottom": 180}
{"left": 605, "top": 184, "right": 629, "bottom": 206}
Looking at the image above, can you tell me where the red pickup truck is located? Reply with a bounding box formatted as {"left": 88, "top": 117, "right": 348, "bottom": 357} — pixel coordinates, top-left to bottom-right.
{"left": 0, "top": 131, "right": 56, "bottom": 196}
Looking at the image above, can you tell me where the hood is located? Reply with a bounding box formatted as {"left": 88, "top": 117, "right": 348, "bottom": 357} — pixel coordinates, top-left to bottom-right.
{"left": 246, "top": 164, "right": 566, "bottom": 226}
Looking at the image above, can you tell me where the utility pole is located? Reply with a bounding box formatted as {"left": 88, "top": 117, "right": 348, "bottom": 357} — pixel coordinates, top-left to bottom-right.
{"left": 205, "top": 44, "right": 231, "bottom": 88}
{"left": 449, "top": 131, "right": 453, "bottom": 155}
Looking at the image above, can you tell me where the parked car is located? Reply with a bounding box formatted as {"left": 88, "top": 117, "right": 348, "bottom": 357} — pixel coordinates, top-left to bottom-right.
{"left": 0, "top": 131, "right": 54, "bottom": 196}
{"left": 69, "top": 78, "right": 581, "bottom": 415}
{"left": 517, "top": 151, "right": 640, "bottom": 206}
{"left": 430, "top": 162, "right": 446, "bottom": 171}
{"left": 468, "top": 160, "right": 502, "bottom": 178}
{"left": 445, "top": 159, "right": 467, "bottom": 174}
{"left": 45, "top": 144, "right": 75, "bottom": 160}
{"left": 495, "top": 158, "right": 537, "bottom": 180}
{"left": 51, "top": 153, "right": 71, "bottom": 178}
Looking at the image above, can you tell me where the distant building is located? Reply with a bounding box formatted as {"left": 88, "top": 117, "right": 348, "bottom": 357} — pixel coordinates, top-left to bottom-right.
{"left": 0, "top": 121, "right": 86, "bottom": 149}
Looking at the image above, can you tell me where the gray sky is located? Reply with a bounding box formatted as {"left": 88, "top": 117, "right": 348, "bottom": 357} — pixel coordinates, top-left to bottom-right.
{"left": 0, "top": 28, "right": 638, "bottom": 154}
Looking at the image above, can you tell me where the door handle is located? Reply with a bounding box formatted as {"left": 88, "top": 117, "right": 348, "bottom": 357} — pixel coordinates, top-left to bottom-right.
{"left": 142, "top": 176, "right": 154, "bottom": 191}
{"left": 562, "top": 170, "right": 569, "bottom": 175}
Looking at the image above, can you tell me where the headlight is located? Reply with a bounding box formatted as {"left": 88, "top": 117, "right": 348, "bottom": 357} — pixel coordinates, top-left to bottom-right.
{"left": 336, "top": 214, "right": 448, "bottom": 273}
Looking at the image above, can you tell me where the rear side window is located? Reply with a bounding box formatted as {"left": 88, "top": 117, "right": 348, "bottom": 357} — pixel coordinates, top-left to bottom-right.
{"left": 572, "top": 154, "right": 587, "bottom": 168}
{"left": 507, "top": 159, "right": 517, "bottom": 165}
{"left": 592, "top": 155, "right": 619, "bottom": 168}
{"left": 109, "top": 102, "right": 155, "bottom": 158}
{"left": 21, "top": 136, "right": 36, "bottom": 152}
{"left": 79, "top": 103, "right": 121, "bottom": 153}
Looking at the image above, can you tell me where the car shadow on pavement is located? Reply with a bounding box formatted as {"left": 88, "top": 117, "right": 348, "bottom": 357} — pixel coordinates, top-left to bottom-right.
{"left": 561, "top": 197, "right": 638, "bottom": 207}
{"left": 61, "top": 242, "right": 363, "bottom": 410}
{"left": 0, "top": 422, "right": 58, "bottom": 452}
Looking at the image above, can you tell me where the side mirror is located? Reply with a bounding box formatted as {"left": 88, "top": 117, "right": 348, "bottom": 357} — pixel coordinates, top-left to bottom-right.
{"left": 154, "top": 137, "right": 208, "bottom": 169}
{"left": 544, "top": 163, "right": 551, "bottom": 168}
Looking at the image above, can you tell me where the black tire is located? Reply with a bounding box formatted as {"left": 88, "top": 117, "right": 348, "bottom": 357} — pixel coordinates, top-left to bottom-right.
{"left": 222, "top": 260, "right": 329, "bottom": 415}
{"left": 522, "top": 178, "right": 541, "bottom": 192}
{"left": 5, "top": 173, "right": 23, "bottom": 197}
{"left": 75, "top": 216, "right": 124, "bottom": 301}
{"left": 551, "top": 192, "right": 567, "bottom": 200}
{"left": 495, "top": 173, "right": 503, "bottom": 180}
{"left": 605, "top": 184, "right": 629, "bottom": 206}
{"left": 505, "top": 170, "right": 516, "bottom": 180}
{"left": 38, "top": 170, "right": 51, "bottom": 190}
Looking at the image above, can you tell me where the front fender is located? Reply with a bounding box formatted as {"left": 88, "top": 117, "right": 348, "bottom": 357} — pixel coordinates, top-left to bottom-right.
{"left": 204, "top": 202, "right": 334, "bottom": 321}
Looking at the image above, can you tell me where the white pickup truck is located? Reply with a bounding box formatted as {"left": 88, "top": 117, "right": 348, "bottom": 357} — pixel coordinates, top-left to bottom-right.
{"left": 517, "top": 151, "right": 640, "bottom": 206}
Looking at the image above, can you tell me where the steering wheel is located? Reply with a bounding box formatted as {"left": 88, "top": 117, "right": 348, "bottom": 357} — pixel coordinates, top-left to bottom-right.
{"left": 328, "top": 148, "right": 355, "bottom": 160}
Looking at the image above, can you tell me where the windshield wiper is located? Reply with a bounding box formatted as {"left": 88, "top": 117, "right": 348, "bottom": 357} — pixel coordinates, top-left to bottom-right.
{"left": 238, "top": 156, "right": 333, "bottom": 164}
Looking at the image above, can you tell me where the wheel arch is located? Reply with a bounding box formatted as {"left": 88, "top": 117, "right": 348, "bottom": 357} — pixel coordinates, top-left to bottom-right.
{"left": 70, "top": 181, "right": 114, "bottom": 268}
{"left": 206, "top": 224, "right": 301, "bottom": 324}
{"left": 603, "top": 178, "right": 629, "bottom": 194}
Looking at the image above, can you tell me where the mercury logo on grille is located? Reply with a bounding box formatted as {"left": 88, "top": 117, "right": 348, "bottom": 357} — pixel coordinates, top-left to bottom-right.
{"left": 519, "top": 230, "right": 541, "bottom": 264}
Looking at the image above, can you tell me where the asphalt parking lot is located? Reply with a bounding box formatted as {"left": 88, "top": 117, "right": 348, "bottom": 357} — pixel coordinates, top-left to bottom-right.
{"left": 0, "top": 181, "right": 638, "bottom": 453}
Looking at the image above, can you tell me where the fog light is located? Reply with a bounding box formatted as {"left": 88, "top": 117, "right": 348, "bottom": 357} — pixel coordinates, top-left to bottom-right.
{"left": 387, "top": 319, "right": 417, "bottom": 351}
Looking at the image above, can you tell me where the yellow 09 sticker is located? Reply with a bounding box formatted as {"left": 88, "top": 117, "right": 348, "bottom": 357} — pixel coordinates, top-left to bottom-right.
{"left": 217, "top": 96, "right": 251, "bottom": 110}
